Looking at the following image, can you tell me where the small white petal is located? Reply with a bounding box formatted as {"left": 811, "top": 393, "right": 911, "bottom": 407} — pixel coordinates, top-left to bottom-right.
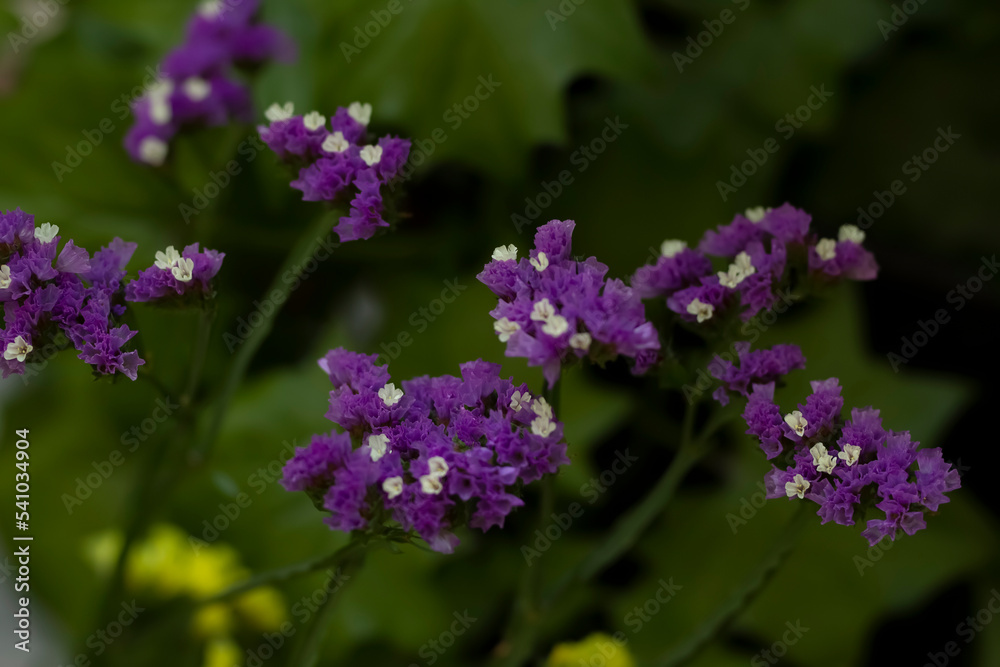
{"left": 510, "top": 390, "right": 531, "bottom": 412}
{"left": 0, "top": 265, "right": 11, "bottom": 290}
{"left": 660, "top": 239, "right": 687, "bottom": 258}
{"left": 183, "top": 77, "right": 211, "bottom": 102}
{"left": 529, "top": 252, "right": 549, "bottom": 272}
{"left": 382, "top": 476, "right": 404, "bottom": 499}
{"left": 139, "top": 137, "right": 168, "bottom": 166}
{"left": 154, "top": 246, "right": 181, "bottom": 270}
{"left": 531, "top": 416, "right": 556, "bottom": 438}
{"left": 427, "top": 456, "right": 449, "bottom": 478}
{"left": 810, "top": 443, "right": 837, "bottom": 474}
{"left": 744, "top": 206, "right": 769, "bottom": 223}
{"left": 420, "top": 474, "right": 443, "bottom": 495}
{"left": 838, "top": 444, "right": 861, "bottom": 467}
{"left": 199, "top": 0, "right": 223, "bottom": 17}
{"left": 34, "top": 223, "right": 59, "bottom": 244}
{"left": 532, "top": 397, "right": 553, "bottom": 420}
{"left": 530, "top": 298, "right": 556, "bottom": 323}
{"left": 348, "top": 101, "right": 372, "bottom": 126}
{"left": 784, "top": 410, "right": 808, "bottom": 437}
{"left": 360, "top": 145, "right": 383, "bottom": 167}
{"left": 492, "top": 244, "right": 518, "bottom": 262}
{"left": 264, "top": 102, "right": 294, "bottom": 122}
{"left": 686, "top": 298, "right": 713, "bottom": 323}
{"left": 322, "top": 132, "right": 349, "bottom": 154}
{"left": 378, "top": 382, "right": 403, "bottom": 406}
{"left": 171, "top": 257, "right": 194, "bottom": 282}
{"left": 367, "top": 434, "right": 389, "bottom": 461}
{"left": 493, "top": 317, "right": 520, "bottom": 343}
{"left": 816, "top": 238, "right": 837, "bottom": 261}
{"left": 838, "top": 224, "right": 865, "bottom": 244}
{"left": 4, "top": 336, "right": 33, "bottom": 362}
{"left": 784, "top": 474, "right": 811, "bottom": 499}
{"left": 569, "top": 332, "right": 592, "bottom": 351}
{"left": 541, "top": 314, "right": 569, "bottom": 337}
{"left": 303, "top": 111, "right": 326, "bottom": 132}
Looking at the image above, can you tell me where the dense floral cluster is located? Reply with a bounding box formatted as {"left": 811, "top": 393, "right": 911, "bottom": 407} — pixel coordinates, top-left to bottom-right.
{"left": 708, "top": 341, "right": 806, "bottom": 406}
{"left": 125, "top": 0, "right": 294, "bottom": 166}
{"left": 734, "top": 353, "right": 960, "bottom": 544}
{"left": 478, "top": 220, "right": 660, "bottom": 387}
{"left": 280, "top": 349, "right": 570, "bottom": 553}
{"left": 0, "top": 209, "right": 142, "bottom": 380}
{"left": 259, "top": 101, "right": 411, "bottom": 243}
{"left": 126, "top": 244, "right": 225, "bottom": 302}
{"left": 631, "top": 204, "right": 878, "bottom": 324}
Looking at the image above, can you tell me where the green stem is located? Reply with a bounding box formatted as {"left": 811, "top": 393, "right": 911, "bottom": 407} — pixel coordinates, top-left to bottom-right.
{"left": 189, "top": 211, "right": 339, "bottom": 465}
{"left": 656, "top": 503, "right": 812, "bottom": 667}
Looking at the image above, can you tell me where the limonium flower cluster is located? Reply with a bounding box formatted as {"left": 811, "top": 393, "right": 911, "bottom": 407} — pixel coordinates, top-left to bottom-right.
{"left": 258, "top": 101, "right": 411, "bottom": 242}
{"left": 125, "top": 0, "right": 294, "bottom": 166}
{"left": 631, "top": 203, "right": 878, "bottom": 324}
{"left": 281, "top": 349, "right": 570, "bottom": 553}
{"left": 0, "top": 208, "right": 223, "bottom": 380}
{"left": 478, "top": 220, "right": 660, "bottom": 387}
{"left": 728, "top": 344, "right": 961, "bottom": 545}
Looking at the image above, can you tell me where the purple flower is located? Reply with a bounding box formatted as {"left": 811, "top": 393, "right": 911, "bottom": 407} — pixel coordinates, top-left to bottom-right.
{"left": 739, "top": 375, "right": 960, "bottom": 545}
{"left": 125, "top": 243, "right": 224, "bottom": 303}
{"left": 477, "top": 220, "right": 660, "bottom": 387}
{"left": 281, "top": 349, "right": 570, "bottom": 553}
{"left": 709, "top": 342, "right": 806, "bottom": 406}
{"left": 261, "top": 102, "right": 412, "bottom": 243}
{"left": 124, "top": 0, "right": 294, "bottom": 165}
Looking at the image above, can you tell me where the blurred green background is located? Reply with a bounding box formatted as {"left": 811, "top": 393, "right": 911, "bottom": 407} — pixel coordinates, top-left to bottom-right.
{"left": 1, "top": 0, "right": 999, "bottom": 665}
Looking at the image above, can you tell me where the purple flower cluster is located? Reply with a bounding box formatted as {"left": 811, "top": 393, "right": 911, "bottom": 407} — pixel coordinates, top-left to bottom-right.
{"left": 630, "top": 204, "right": 878, "bottom": 325}
{"left": 125, "top": 244, "right": 225, "bottom": 303}
{"left": 0, "top": 209, "right": 143, "bottom": 380}
{"left": 125, "top": 0, "right": 294, "bottom": 166}
{"left": 708, "top": 342, "right": 806, "bottom": 406}
{"left": 280, "top": 349, "right": 570, "bottom": 553}
{"left": 477, "top": 220, "right": 660, "bottom": 388}
{"left": 741, "top": 376, "right": 961, "bottom": 545}
{"left": 259, "top": 102, "right": 411, "bottom": 243}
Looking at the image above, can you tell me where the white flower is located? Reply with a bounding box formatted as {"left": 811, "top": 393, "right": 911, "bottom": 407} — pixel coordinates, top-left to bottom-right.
{"left": 154, "top": 246, "right": 182, "bottom": 270}
{"left": 322, "top": 132, "right": 349, "bottom": 154}
{"left": 378, "top": 382, "right": 403, "bottom": 406}
{"left": 718, "top": 251, "right": 756, "bottom": 289}
{"left": 367, "top": 434, "right": 389, "bottom": 461}
{"left": 784, "top": 410, "right": 808, "bottom": 437}
{"left": 838, "top": 225, "right": 865, "bottom": 244}
{"left": 815, "top": 238, "right": 837, "bottom": 261}
{"left": 265, "top": 102, "right": 295, "bottom": 122}
{"left": 569, "top": 332, "right": 592, "bottom": 351}
{"left": 139, "top": 137, "right": 168, "bottom": 166}
{"left": 744, "top": 206, "right": 769, "bottom": 223}
{"left": 420, "top": 474, "right": 443, "bottom": 495}
{"left": 183, "top": 77, "right": 211, "bottom": 102}
{"left": 531, "top": 416, "right": 556, "bottom": 438}
{"left": 510, "top": 390, "right": 531, "bottom": 412}
{"left": 660, "top": 239, "right": 687, "bottom": 258}
{"left": 838, "top": 443, "right": 861, "bottom": 467}
{"left": 686, "top": 298, "right": 713, "bottom": 323}
{"left": 199, "top": 0, "right": 223, "bottom": 17}
{"left": 171, "top": 257, "right": 195, "bottom": 282}
{"left": 494, "top": 317, "right": 521, "bottom": 342}
{"left": 492, "top": 244, "right": 517, "bottom": 262}
{"left": 809, "top": 443, "right": 837, "bottom": 474}
{"left": 4, "top": 336, "right": 32, "bottom": 362}
{"left": 303, "top": 111, "right": 326, "bottom": 131}
{"left": 532, "top": 397, "right": 553, "bottom": 420}
{"left": 541, "top": 314, "right": 569, "bottom": 337}
{"left": 785, "top": 474, "right": 811, "bottom": 499}
{"left": 148, "top": 79, "right": 174, "bottom": 125}
{"left": 530, "top": 298, "right": 556, "bottom": 322}
{"left": 348, "top": 101, "right": 372, "bottom": 126}
{"left": 0, "top": 265, "right": 10, "bottom": 290}
{"left": 427, "top": 456, "right": 449, "bottom": 478}
{"left": 382, "top": 476, "right": 403, "bottom": 499}
{"left": 34, "top": 223, "right": 59, "bottom": 244}
{"left": 360, "top": 145, "right": 383, "bottom": 167}
{"left": 529, "top": 251, "right": 549, "bottom": 272}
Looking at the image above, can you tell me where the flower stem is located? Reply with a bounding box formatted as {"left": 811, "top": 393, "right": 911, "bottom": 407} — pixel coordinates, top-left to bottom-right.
{"left": 656, "top": 502, "right": 812, "bottom": 667}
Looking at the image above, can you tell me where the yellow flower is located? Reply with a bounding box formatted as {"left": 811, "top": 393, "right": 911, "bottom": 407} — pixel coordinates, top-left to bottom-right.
{"left": 193, "top": 603, "right": 235, "bottom": 639}
{"left": 547, "top": 633, "right": 635, "bottom": 667}
{"left": 234, "top": 587, "right": 288, "bottom": 631}
{"left": 202, "top": 637, "right": 242, "bottom": 667}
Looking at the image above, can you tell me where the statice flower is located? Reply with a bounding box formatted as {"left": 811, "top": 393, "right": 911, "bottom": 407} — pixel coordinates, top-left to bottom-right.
{"left": 126, "top": 244, "right": 225, "bottom": 303}
{"left": 708, "top": 342, "right": 806, "bottom": 406}
{"left": 280, "top": 349, "right": 570, "bottom": 553}
{"left": 478, "top": 220, "right": 660, "bottom": 388}
{"left": 124, "top": 0, "right": 294, "bottom": 166}
{"left": 741, "top": 376, "right": 960, "bottom": 545}
{"left": 259, "top": 102, "right": 412, "bottom": 243}
{"left": 0, "top": 209, "right": 143, "bottom": 380}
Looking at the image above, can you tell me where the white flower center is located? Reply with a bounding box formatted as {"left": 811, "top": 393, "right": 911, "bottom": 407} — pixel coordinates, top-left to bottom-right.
{"left": 183, "top": 77, "right": 211, "bottom": 102}
{"left": 367, "top": 434, "right": 389, "bottom": 461}
{"left": 492, "top": 244, "right": 517, "bottom": 262}
{"left": 660, "top": 239, "right": 687, "bottom": 258}
{"left": 530, "top": 298, "right": 556, "bottom": 322}
{"left": 542, "top": 315, "right": 569, "bottom": 337}
{"left": 171, "top": 257, "right": 195, "bottom": 282}
{"left": 510, "top": 390, "right": 531, "bottom": 412}
{"left": 532, "top": 397, "right": 553, "bottom": 420}
{"left": 744, "top": 206, "right": 769, "bottom": 223}
{"left": 419, "top": 474, "right": 443, "bottom": 495}
{"left": 0, "top": 265, "right": 10, "bottom": 290}
{"left": 154, "top": 246, "right": 182, "bottom": 270}
{"left": 686, "top": 298, "right": 714, "bottom": 323}
{"left": 494, "top": 317, "right": 520, "bottom": 342}
{"left": 348, "top": 101, "right": 372, "bottom": 126}
{"left": 34, "top": 223, "right": 59, "bottom": 244}
{"left": 838, "top": 444, "right": 861, "bottom": 467}
{"left": 427, "top": 456, "right": 449, "bottom": 478}
{"left": 382, "top": 476, "right": 403, "bottom": 499}
{"left": 378, "top": 382, "right": 403, "bottom": 406}
{"left": 809, "top": 443, "right": 837, "bottom": 474}
{"left": 360, "top": 145, "right": 383, "bottom": 167}
{"left": 784, "top": 474, "right": 811, "bottom": 499}
{"left": 838, "top": 225, "right": 865, "bottom": 244}
{"left": 718, "top": 251, "right": 756, "bottom": 288}
{"left": 784, "top": 410, "right": 808, "bottom": 437}
{"left": 148, "top": 80, "right": 174, "bottom": 125}
{"left": 265, "top": 102, "right": 295, "bottom": 123}
{"left": 529, "top": 251, "right": 549, "bottom": 272}
{"left": 816, "top": 239, "right": 837, "bottom": 261}
{"left": 322, "top": 132, "right": 349, "bottom": 154}
{"left": 569, "top": 332, "right": 592, "bottom": 351}
{"left": 4, "top": 336, "right": 33, "bottom": 362}
{"left": 303, "top": 111, "right": 326, "bottom": 132}
{"left": 531, "top": 416, "right": 556, "bottom": 438}
{"left": 139, "top": 137, "right": 168, "bottom": 166}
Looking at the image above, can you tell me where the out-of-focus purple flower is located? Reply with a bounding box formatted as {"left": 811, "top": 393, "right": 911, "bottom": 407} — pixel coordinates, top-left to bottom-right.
{"left": 280, "top": 349, "right": 570, "bottom": 553}
{"left": 125, "top": 243, "right": 224, "bottom": 303}
{"left": 260, "top": 102, "right": 412, "bottom": 243}
{"left": 808, "top": 224, "right": 879, "bottom": 281}
{"left": 124, "top": 0, "right": 295, "bottom": 165}
{"left": 631, "top": 240, "right": 713, "bottom": 300}
{"left": 741, "top": 376, "right": 960, "bottom": 545}
{"left": 709, "top": 342, "right": 805, "bottom": 406}
{"left": 477, "top": 220, "right": 660, "bottom": 387}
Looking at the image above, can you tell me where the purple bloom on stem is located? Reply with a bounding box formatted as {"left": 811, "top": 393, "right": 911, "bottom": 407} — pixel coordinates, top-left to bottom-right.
{"left": 125, "top": 243, "right": 224, "bottom": 303}
{"left": 709, "top": 342, "right": 805, "bottom": 406}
